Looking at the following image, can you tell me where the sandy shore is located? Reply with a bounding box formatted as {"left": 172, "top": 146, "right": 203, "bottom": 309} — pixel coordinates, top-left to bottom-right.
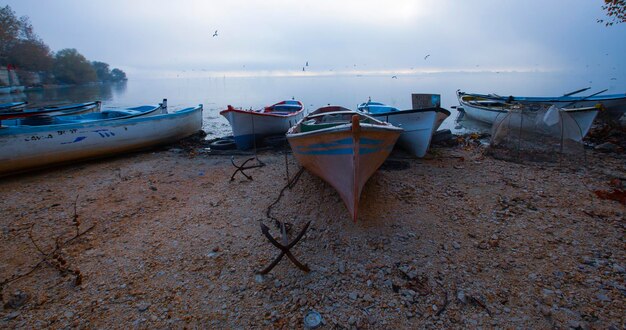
{"left": 0, "top": 135, "right": 624, "bottom": 328}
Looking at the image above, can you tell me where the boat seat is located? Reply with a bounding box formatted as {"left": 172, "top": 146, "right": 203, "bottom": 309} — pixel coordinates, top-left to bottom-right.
{"left": 300, "top": 119, "right": 345, "bottom": 132}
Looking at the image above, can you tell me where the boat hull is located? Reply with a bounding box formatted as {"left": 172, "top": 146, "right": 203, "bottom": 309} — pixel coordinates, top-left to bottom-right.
{"left": 372, "top": 109, "right": 437, "bottom": 157}
{"left": 0, "top": 101, "right": 101, "bottom": 121}
{"left": 434, "top": 108, "right": 451, "bottom": 131}
{"left": 287, "top": 113, "right": 401, "bottom": 221}
{"left": 0, "top": 106, "right": 202, "bottom": 175}
{"left": 458, "top": 96, "right": 599, "bottom": 137}
{"left": 0, "top": 102, "right": 27, "bottom": 112}
{"left": 221, "top": 110, "right": 304, "bottom": 149}
{"left": 459, "top": 91, "right": 626, "bottom": 121}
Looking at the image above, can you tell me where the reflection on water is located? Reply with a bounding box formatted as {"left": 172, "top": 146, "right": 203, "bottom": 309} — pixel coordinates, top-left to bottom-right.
{"left": 0, "top": 81, "right": 127, "bottom": 107}
{"left": 4, "top": 71, "right": 624, "bottom": 139}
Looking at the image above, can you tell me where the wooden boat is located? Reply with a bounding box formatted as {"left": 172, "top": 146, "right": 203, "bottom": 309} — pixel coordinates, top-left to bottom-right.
{"left": 0, "top": 101, "right": 101, "bottom": 121}
{"left": 458, "top": 90, "right": 625, "bottom": 121}
{"left": 287, "top": 106, "right": 402, "bottom": 222}
{"left": 0, "top": 101, "right": 27, "bottom": 112}
{"left": 358, "top": 100, "right": 437, "bottom": 157}
{"left": 220, "top": 99, "right": 305, "bottom": 149}
{"left": 457, "top": 91, "right": 600, "bottom": 137}
{"left": 0, "top": 100, "right": 199, "bottom": 175}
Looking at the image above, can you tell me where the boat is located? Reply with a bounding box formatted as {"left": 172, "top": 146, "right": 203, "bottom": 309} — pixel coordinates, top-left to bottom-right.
{"left": 357, "top": 99, "right": 437, "bottom": 157}
{"left": 0, "top": 100, "right": 198, "bottom": 175}
{"left": 286, "top": 106, "right": 402, "bottom": 222}
{"left": 457, "top": 90, "right": 625, "bottom": 121}
{"left": 220, "top": 99, "right": 305, "bottom": 149}
{"left": 0, "top": 101, "right": 102, "bottom": 121}
{"left": 410, "top": 93, "right": 450, "bottom": 131}
{"left": 434, "top": 107, "right": 451, "bottom": 131}
{"left": 0, "top": 101, "right": 28, "bottom": 112}
{"left": 0, "top": 87, "right": 11, "bottom": 94}
{"left": 10, "top": 86, "right": 25, "bottom": 93}
{"left": 457, "top": 91, "right": 600, "bottom": 137}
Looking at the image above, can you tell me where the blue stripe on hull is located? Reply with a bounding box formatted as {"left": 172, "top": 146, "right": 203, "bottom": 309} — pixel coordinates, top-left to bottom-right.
{"left": 293, "top": 137, "right": 391, "bottom": 155}
{"left": 293, "top": 145, "right": 393, "bottom": 155}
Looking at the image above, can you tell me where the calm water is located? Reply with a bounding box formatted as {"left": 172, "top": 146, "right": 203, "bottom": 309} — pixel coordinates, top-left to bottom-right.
{"left": 2, "top": 71, "right": 624, "bottom": 139}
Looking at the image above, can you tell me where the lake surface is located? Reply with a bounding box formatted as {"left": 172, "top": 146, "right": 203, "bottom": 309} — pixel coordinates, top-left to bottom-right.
{"left": 2, "top": 71, "right": 624, "bottom": 139}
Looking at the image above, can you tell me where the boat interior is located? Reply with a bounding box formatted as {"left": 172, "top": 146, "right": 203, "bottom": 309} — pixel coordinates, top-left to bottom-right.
{"left": 299, "top": 111, "right": 379, "bottom": 133}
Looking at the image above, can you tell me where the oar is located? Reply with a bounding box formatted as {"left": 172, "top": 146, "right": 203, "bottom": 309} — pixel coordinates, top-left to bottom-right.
{"left": 562, "top": 88, "right": 608, "bottom": 108}
{"left": 563, "top": 87, "right": 590, "bottom": 97}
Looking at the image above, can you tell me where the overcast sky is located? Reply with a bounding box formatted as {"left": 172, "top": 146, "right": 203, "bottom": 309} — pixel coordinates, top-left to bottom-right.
{"left": 5, "top": 0, "right": 626, "bottom": 78}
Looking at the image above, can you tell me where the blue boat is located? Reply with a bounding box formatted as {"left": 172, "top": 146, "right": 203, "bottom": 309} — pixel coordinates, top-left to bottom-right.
{"left": 0, "top": 101, "right": 101, "bottom": 120}
{"left": 0, "top": 99, "right": 203, "bottom": 175}
{"left": 0, "top": 101, "right": 27, "bottom": 112}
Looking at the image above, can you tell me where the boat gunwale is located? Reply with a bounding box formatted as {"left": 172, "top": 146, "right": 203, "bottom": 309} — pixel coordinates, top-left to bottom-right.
{"left": 0, "top": 101, "right": 101, "bottom": 119}
{"left": 0, "top": 105, "right": 201, "bottom": 135}
{"left": 368, "top": 107, "right": 442, "bottom": 117}
{"left": 219, "top": 100, "right": 304, "bottom": 118}
{"left": 458, "top": 90, "right": 626, "bottom": 102}
{"left": 459, "top": 96, "right": 599, "bottom": 114}
{"left": 286, "top": 121, "right": 402, "bottom": 139}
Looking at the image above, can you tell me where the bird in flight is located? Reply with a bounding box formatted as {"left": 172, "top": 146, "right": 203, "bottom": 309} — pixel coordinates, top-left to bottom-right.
{"left": 213, "top": 30, "right": 218, "bottom": 37}
{"left": 424, "top": 54, "right": 430, "bottom": 60}
{"left": 391, "top": 76, "right": 398, "bottom": 79}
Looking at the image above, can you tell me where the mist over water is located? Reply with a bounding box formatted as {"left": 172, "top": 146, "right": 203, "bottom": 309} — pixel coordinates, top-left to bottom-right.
{"left": 3, "top": 71, "right": 625, "bottom": 139}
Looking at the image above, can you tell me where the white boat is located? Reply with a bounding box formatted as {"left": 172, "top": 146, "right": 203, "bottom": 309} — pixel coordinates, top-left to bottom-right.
{"left": 0, "top": 101, "right": 201, "bottom": 175}
{"left": 458, "top": 90, "right": 625, "bottom": 121}
{"left": 457, "top": 91, "right": 599, "bottom": 137}
{"left": 220, "top": 99, "right": 305, "bottom": 149}
{"left": 358, "top": 100, "right": 437, "bottom": 157}
{"left": 434, "top": 107, "right": 451, "bottom": 131}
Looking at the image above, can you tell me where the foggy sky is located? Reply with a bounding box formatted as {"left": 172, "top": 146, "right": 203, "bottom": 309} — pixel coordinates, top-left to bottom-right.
{"left": 5, "top": 0, "right": 626, "bottom": 78}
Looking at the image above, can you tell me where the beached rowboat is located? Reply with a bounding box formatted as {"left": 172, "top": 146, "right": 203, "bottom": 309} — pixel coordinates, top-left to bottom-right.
{"left": 287, "top": 106, "right": 402, "bottom": 222}
{"left": 220, "top": 99, "right": 305, "bottom": 149}
{"left": 457, "top": 90, "right": 625, "bottom": 121}
{"left": 0, "top": 101, "right": 27, "bottom": 112}
{"left": 358, "top": 100, "right": 439, "bottom": 157}
{"left": 457, "top": 91, "right": 600, "bottom": 137}
{"left": 0, "top": 101, "right": 102, "bottom": 121}
{"left": 0, "top": 100, "right": 201, "bottom": 175}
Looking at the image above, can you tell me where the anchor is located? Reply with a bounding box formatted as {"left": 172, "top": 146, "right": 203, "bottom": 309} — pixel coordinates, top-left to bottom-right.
{"left": 257, "top": 220, "right": 311, "bottom": 274}
{"left": 230, "top": 156, "right": 265, "bottom": 181}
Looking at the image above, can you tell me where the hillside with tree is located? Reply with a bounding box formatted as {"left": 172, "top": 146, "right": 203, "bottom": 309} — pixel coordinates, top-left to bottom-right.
{"left": 0, "top": 5, "right": 127, "bottom": 86}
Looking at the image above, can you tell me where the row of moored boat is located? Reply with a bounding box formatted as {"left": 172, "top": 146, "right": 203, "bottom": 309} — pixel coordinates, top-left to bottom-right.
{"left": 220, "top": 90, "right": 626, "bottom": 221}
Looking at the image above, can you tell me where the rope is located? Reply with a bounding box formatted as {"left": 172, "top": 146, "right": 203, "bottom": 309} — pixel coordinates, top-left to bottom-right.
{"left": 266, "top": 167, "right": 305, "bottom": 225}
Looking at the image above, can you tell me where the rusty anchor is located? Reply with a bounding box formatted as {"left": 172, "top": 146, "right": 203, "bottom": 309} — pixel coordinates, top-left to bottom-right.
{"left": 257, "top": 220, "right": 311, "bottom": 274}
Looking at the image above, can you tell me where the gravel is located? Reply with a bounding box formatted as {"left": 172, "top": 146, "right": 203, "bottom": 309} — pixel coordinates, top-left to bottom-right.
{"left": 0, "top": 138, "right": 624, "bottom": 328}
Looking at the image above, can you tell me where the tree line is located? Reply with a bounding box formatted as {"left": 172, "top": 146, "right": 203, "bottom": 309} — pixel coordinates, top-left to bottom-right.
{"left": 0, "top": 5, "right": 127, "bottom": 85}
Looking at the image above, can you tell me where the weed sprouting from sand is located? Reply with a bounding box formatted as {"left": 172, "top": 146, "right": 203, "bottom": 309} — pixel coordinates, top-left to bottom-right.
{"left": 0, "top": 195, "right": 95, "bottom": 305}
